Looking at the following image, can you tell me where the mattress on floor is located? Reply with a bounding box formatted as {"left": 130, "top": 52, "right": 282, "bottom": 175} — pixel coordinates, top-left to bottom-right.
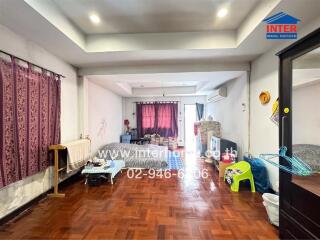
{"left": 95, "top": 143, "right": 168, "bottom": 169}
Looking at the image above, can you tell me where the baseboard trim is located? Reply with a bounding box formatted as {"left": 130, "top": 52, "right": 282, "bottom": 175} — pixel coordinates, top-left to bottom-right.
{"left": 0, "top": 171, "right": 82, "bottom": 226}
{"left": 0, "top": 190, "right": 49, "bottom": 226}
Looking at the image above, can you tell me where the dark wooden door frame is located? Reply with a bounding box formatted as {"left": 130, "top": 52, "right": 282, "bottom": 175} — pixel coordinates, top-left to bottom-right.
{"left": 277, "top": 27, "right": 320, "bottom": 239}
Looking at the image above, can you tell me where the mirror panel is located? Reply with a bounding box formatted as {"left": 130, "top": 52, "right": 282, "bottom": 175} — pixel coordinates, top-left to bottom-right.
{"left": 292, "top": 47, "right": 320, "bottom": 196}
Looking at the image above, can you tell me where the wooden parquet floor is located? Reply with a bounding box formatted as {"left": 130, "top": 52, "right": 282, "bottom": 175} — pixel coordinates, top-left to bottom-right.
{"left": 0, "top": 151, "right": 278, "bottom": 240}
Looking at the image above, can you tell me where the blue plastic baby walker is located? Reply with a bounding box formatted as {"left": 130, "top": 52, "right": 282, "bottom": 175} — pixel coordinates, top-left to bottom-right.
{"left": 259, "top": 147, "right": 313, "bottom": 176}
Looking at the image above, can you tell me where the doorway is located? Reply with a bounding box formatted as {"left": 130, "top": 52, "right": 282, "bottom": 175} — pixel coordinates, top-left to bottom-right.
{"left": 184, "top": 104, "right": 197, "bottom": 152}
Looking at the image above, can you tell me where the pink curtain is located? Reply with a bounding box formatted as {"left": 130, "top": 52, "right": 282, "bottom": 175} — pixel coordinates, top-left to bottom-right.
{"left": 158, "top": 104, "right": 172, "bottom": 128}
{"left": 136, "top": 102, "right": 178, "bottom": 138}
{"left": 142, "top": 104, "right": 155, "bottom": 129}
{"left": 0, "top": 57, "right": 61, "bottom": 188}
{"left": 157, "top": 103, "right": 178, "bottom": 137}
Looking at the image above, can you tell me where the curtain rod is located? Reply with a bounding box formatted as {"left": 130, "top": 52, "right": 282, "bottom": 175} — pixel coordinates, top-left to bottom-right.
{"left": 0, "top": 50, "right": 66, "bottom": 78}
{"left": 134, "top": 101, "right": 180, "bottom": 103}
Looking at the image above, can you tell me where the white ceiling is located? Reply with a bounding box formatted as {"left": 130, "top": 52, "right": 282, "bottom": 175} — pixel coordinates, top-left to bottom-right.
{"left": 1, "top": 0, "right": 320, "bottom": 97}
{"left": 293, "top": 46, "right": 320, "bottom": 69}
{"left": 87, "top": 71, "right": 245, "bottom": 97}
{"left": 52, "top": 0, "right": 258, "bottom": 34}
{"left": 295, "top": 46, "right": 320, "bottom": 62}
{"left": 293, "top": 68, "right": 320, "bottom": 90}
{"left": 2, "top": 0, "right": 320, "bottom": 68}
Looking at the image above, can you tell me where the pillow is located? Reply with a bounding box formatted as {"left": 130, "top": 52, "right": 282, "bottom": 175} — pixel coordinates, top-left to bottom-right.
{"left": 293, "top": 144, "right": 320, "bottom": 172}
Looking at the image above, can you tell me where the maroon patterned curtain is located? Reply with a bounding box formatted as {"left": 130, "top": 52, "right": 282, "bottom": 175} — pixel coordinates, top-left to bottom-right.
{"left": 0, "top": 56, "right": 61, "bottom": 188}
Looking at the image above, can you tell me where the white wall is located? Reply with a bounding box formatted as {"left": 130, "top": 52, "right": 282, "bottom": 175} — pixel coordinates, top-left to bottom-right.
{"left": 88, "top": 81, "right": 123, "bottom": 153}
{"left": 250, "top": 50, "right": 279, "bottom": 190}
{"left": 293, "top": 81, "right": 320, "bottom": 145}
{"left": 249, "top": 17, "right": 320, "bottom": 191}
{"left": 0, "top": 24, "right": 79, "bottom": 219}
{"left": 206, "top": 73, "right": 249, "bottom": 158}
{"left": 123, "top": 96, "right": 206, "bottom": 146}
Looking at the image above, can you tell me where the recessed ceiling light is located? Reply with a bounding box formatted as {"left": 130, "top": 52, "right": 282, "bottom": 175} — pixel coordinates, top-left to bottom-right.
{"left": 217, "top": 8, "right": 228, "bottom": 18}
{"left": 89, "top": 14, "right": 101, "bottom": 24}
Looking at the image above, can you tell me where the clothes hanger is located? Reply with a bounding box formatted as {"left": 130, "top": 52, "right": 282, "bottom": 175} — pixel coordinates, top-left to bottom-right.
{"left": 259, "top": 147, "right": 313, "bottom": 176}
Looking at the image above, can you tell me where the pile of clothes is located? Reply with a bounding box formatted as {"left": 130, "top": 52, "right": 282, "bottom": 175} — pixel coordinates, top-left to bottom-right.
{"left": 198, "top": 120, "right": 221, "bottom": 145}
{"left": 149, "top": 134, "right": 178, "bottom": 150}
{"left": 194, "top": 120, "right": 221, "bottom": 157}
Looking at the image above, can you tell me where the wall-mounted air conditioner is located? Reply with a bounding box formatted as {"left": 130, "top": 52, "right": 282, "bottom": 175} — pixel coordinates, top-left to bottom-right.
{"left": 207, "top": 87, "right": 227, "bottom": 103}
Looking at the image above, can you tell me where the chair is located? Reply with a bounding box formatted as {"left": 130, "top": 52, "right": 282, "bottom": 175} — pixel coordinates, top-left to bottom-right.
{"left": 224, "top": 161, "right": 255, "bottom": 192}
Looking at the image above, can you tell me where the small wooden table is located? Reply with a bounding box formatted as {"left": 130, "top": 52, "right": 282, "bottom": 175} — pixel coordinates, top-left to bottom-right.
{"left": 82, "top": 160, "right": 125, "bottom": 185}
{"left": 213, "top": 160, "right": 234, "bottom": 179}
{"left": 130, "top": 138, "right": 151, "bottom": 145}
{"left": 219, "top": 161, "right": 234, "bottom": 179}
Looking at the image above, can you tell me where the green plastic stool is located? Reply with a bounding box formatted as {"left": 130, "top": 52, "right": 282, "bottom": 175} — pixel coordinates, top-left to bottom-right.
{"left": 224, "top": 161, "right": 255, "bottom": 192}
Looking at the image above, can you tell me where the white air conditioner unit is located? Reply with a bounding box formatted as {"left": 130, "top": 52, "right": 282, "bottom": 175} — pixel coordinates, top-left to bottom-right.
{"left": 207, "top": 87, "right": 227, "bottom": 103}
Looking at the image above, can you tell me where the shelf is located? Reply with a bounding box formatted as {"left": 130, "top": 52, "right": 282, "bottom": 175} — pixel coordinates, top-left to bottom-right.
{"left": 292, "top": 174, "right": 320, "bottom": 197}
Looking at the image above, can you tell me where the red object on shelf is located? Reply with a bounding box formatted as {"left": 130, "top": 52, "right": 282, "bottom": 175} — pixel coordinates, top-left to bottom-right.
{"left": 221, "top": 153, "right": 235, "bottom": 163}
{"left": 124, "top": 119, "right": 130, "bottom": 126}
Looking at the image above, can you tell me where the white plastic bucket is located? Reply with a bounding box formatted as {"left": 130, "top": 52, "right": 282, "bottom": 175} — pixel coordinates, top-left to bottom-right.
{"left": 262, "top": 193, "right": 279, "bottom": 227}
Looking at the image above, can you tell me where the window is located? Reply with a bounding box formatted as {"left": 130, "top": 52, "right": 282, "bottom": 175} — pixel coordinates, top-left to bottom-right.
{"left": 157, "top": 104, "right": 172, "bottom": 129}
{"left": 137, "top": 102, "right": 178, "bottom": 138}
{"left": 142, "top": 104, "right": 155, "bottom": 129}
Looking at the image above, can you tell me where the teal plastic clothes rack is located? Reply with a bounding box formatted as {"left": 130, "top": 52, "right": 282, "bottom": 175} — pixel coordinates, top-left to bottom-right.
{"left": 259, "top": 147, "right": 313, "bottom": 176}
